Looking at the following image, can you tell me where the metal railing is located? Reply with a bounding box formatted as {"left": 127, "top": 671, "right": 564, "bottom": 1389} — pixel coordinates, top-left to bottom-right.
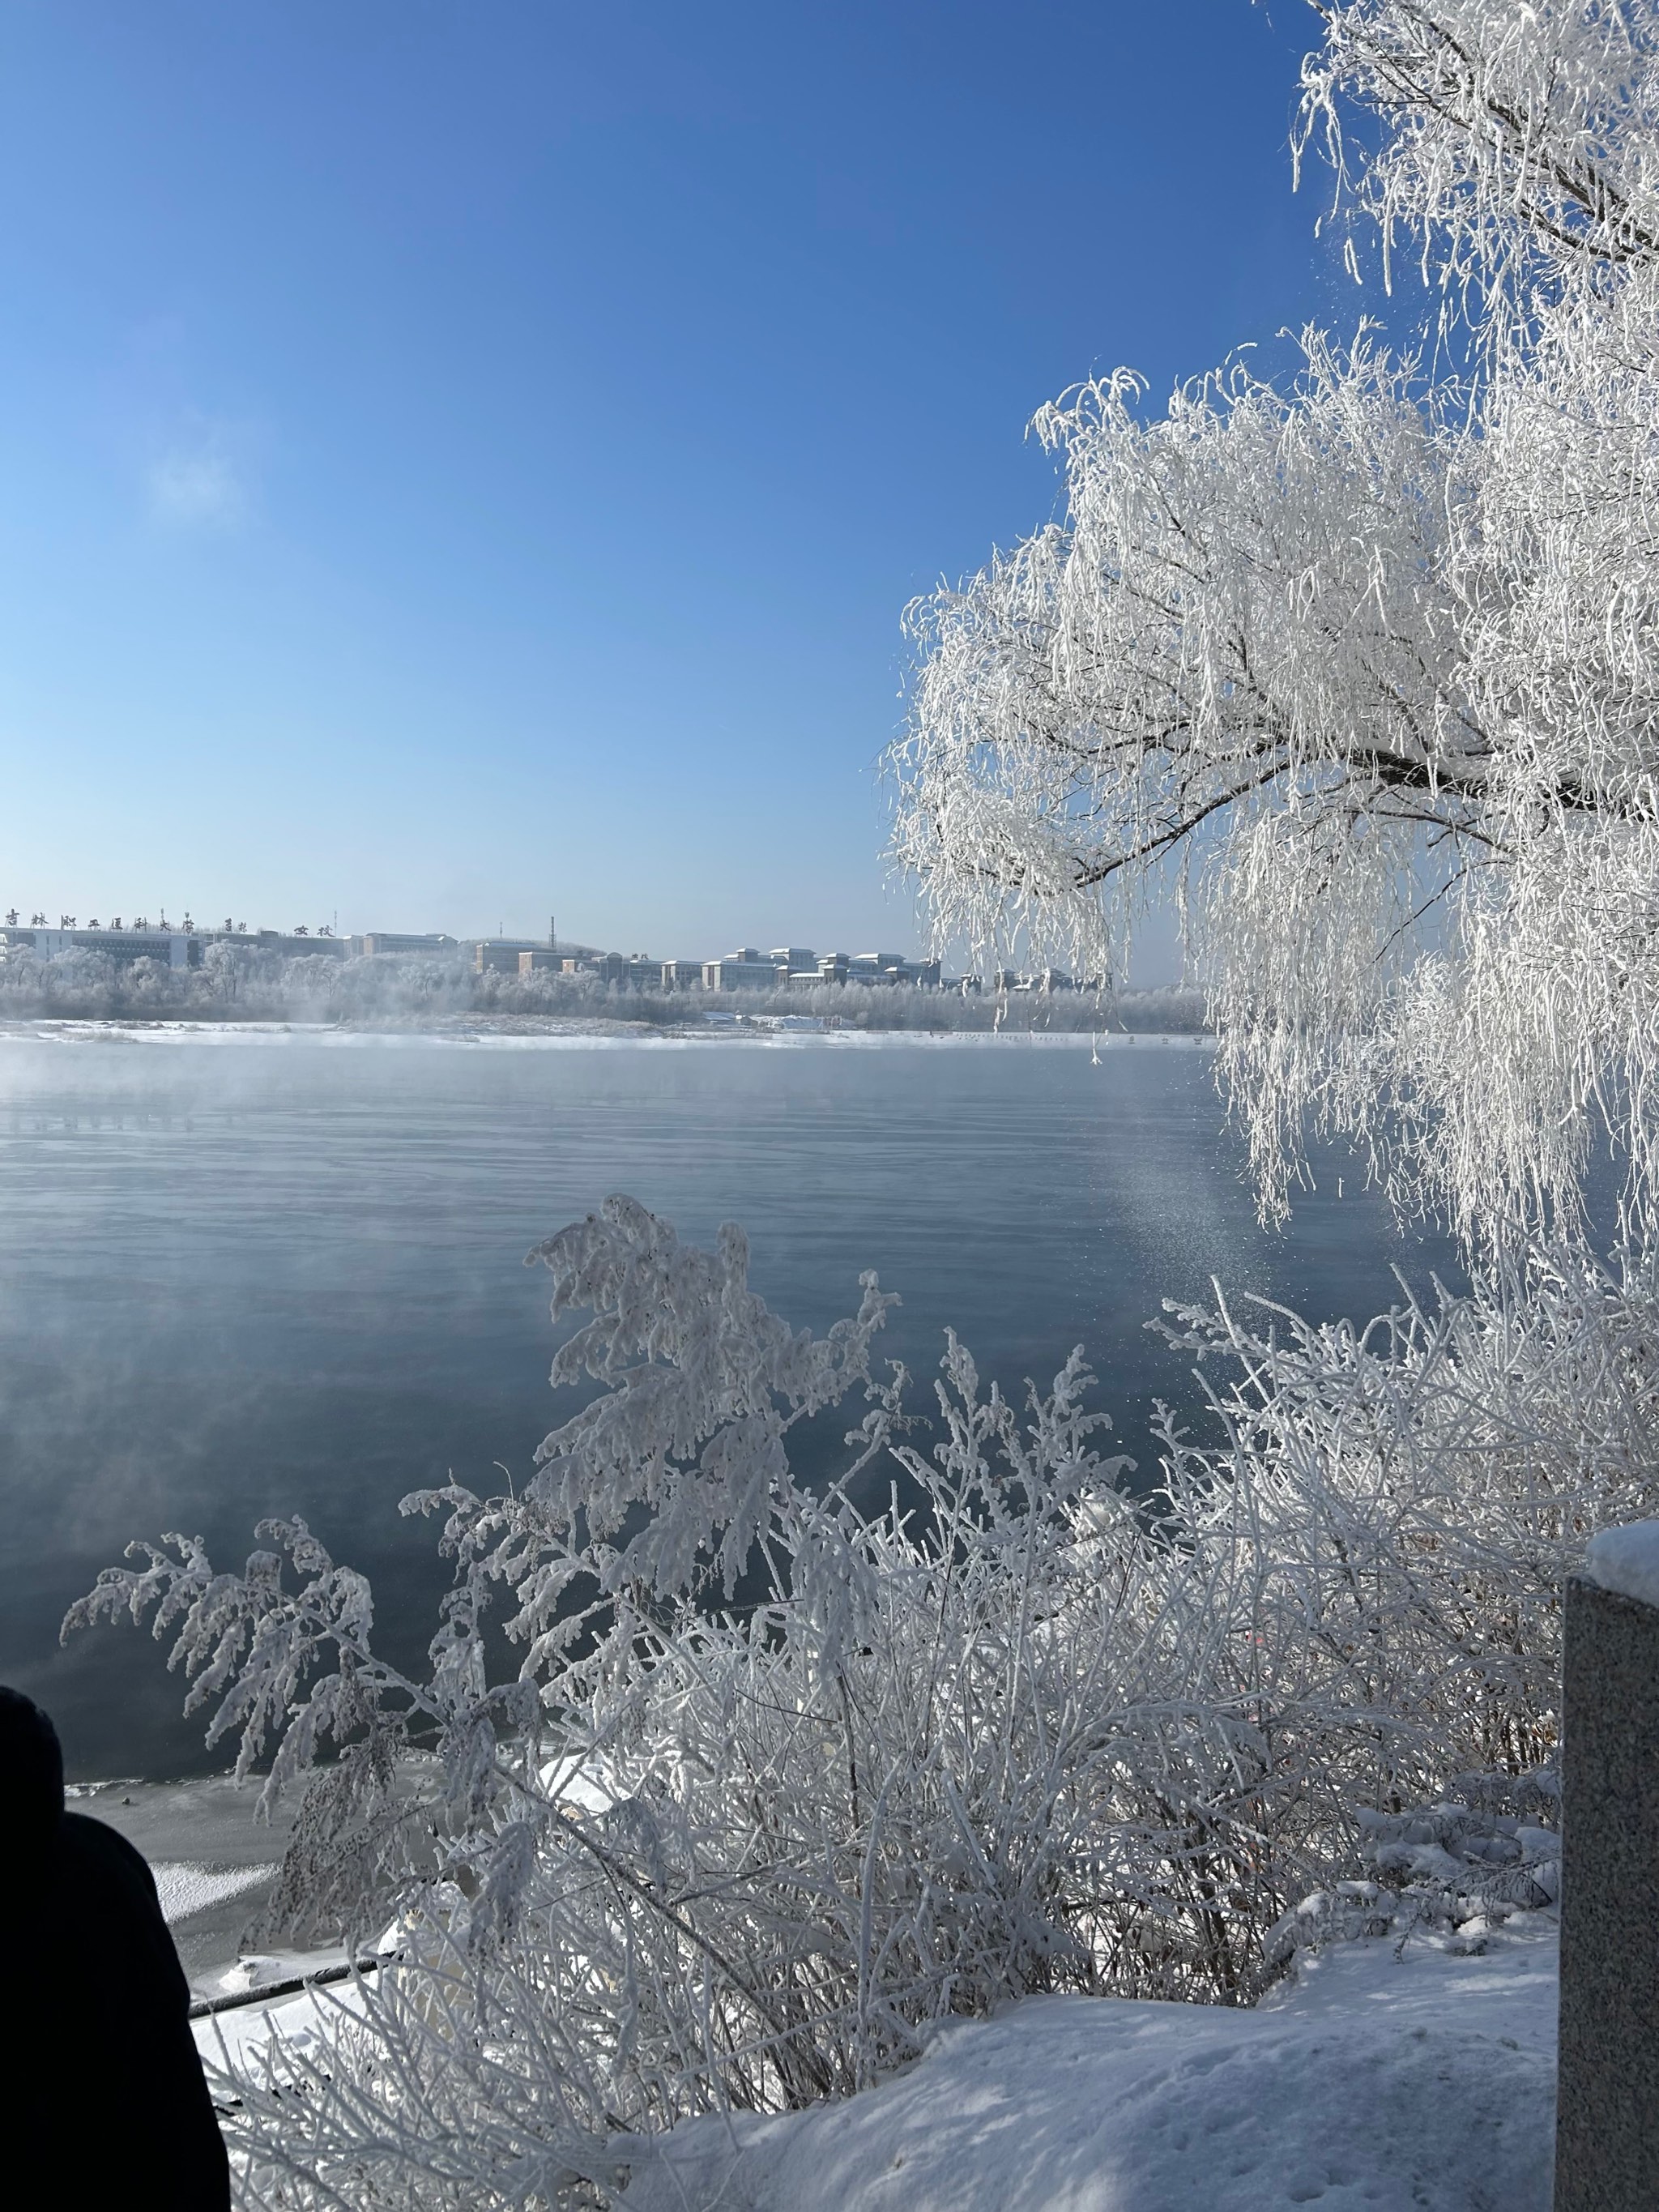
{"left": 190, "top": 1955, "right": 389, "bottom": 2021}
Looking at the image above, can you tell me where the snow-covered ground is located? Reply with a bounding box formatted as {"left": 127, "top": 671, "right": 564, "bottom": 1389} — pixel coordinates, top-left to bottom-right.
{"left": 616, "top": 1926, "right": 1558, "bottom": 2212}
{"left": 151, "top": 1860, "right": 269, "bottom": 1925}
{"left": 181, "top": 1888, "right": 1557, "bottom": 2207}
{"left": 70, "top": 1776, "right": 293, "bottom": 1994}
{"left": 146, "top": 1771, "right": 1557, "bottom": 2209}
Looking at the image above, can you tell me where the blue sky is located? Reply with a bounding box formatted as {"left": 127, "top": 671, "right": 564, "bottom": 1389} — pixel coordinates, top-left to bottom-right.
{"left": 0, "top": 1, "right": 1351, "bottom": 963}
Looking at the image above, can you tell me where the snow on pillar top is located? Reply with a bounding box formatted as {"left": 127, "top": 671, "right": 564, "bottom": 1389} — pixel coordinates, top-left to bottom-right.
{"left": 1584, "top": 1522, "right": 1659, "bottom": 1612}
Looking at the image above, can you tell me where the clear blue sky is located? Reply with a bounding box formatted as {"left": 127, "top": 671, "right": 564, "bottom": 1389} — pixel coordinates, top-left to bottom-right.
{"left": 0, "top": 1, "right": 1350, "bottom": 962}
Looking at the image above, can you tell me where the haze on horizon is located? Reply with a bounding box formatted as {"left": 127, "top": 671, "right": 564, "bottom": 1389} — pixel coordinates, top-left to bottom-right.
{"left": 0, "top": 2, "right": 1337, "bottom": 972}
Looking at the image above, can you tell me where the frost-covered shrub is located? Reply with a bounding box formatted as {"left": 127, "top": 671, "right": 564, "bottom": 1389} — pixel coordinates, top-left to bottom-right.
{"left": 1156, "top": 1244, "right": 1659, "bottom": 1781}
{"left": 0, "top": 947, "right": 125, "bottom": 1014}
{"left": 1265, "top": 1770, "right": 1562, "bottom": 1968}
{"left": 68, "top": 1198, "right": 1657, "bottom": 2206}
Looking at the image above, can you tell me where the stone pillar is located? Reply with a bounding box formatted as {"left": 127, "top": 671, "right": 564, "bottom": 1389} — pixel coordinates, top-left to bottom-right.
{"left": 1555, "top": 1570, "right": 1659, "bottom": 2211}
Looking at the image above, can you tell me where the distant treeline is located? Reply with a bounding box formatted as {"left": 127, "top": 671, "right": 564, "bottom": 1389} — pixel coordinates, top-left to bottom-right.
{"left": 0, "top": 943, "right": 1208, "bottom": 1032}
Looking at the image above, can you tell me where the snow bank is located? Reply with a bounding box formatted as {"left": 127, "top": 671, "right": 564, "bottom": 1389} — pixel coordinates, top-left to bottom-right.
{"left": 151, "top": 1861, "right": 268, "bottom": 1924}
{"left": 194, "top": 1973, "right": 367, "bottom": 2074}
{"left": 617, "top": 1928, "right": 1558, "bottom": 2212}
{"left": 1584, "top": 1518, "right": 1659, "bottom": 1610}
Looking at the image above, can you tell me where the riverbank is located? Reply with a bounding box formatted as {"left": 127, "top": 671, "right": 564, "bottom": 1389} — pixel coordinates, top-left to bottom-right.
{"left": 185, "top": 1913, "right": 1559, "bottom": 2210}
{"left": 70, "top": 1776, "right": 305, "bottom": 2000}
{"left": 2, "top": 1012, "right": 1215, "bottom": 1048}
{"left": 0, "top": 945, "right": 1209, "bottom": 1035}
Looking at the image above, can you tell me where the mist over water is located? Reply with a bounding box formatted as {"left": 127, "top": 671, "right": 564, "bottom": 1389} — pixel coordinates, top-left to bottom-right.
{"left": 0, "top": 1031, "right": 1462, "bottom": 1780}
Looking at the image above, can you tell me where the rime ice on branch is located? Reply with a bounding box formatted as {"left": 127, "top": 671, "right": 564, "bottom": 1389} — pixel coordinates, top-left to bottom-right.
{"left": 890, "top": 0, "right": 1659, "bottom": 1253}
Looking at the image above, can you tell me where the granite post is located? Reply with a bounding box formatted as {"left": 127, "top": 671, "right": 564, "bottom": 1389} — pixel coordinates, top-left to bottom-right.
{"left": 1554, "top": 1570, "right": 1659, "bottom": 2211}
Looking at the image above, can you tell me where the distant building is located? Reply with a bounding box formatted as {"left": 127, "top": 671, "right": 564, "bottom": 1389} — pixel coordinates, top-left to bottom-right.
{"left": 517, "top": 949, "right": 561, "bottom": 976}
{"left": 976, "top": 968, "right": 1086, "bottom": 993}
{"left": 703, "top": 954, "right": 780, "bottom": 990}
{"left": 0, "top": 922, "right": 369, "bottom": 967}
{"left": 237, "top": 930, "right": 347, "bottom": 960}
{"left": 356, "top": 933, "right": 457, "bottom": 957}
{"left": 474, "top": 938, "right": 552, "bottom": 974}
{"left": 2, "top": 925, "right": 202, "bottom": 969}
{"left": 847, "top": 953, "right": 940, "bottom": 988}
{"left": 691, "top": 943, "right": 940, "bottom": 991}
{"left": 550, "top": 950, "right": 661, "bottom": 988}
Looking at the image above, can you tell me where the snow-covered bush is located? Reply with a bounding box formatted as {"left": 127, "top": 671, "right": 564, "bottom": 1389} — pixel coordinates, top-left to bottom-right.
{"left": 68, "top": 1198, "right": 1657, "bottom": 2206}
{"left": 1265, "top": 1770, "right": 1562, "bottom": 1969}
{"left": 0, "top": 946, "right": 126, "bottom": 1014}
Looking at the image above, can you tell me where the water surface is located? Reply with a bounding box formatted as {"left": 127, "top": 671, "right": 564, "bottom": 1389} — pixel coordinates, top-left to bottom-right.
{"left": 0, "top": 1030, "right": 1461, "bottom": 1776}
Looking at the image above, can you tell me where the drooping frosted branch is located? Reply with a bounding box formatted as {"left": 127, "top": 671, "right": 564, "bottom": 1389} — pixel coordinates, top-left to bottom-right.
{"left": 890, "top": 0, "right": 1659, "bottom": 1252}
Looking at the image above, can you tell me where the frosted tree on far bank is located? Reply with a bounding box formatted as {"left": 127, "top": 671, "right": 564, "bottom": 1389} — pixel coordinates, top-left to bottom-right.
{"left": 890, "top": 0, "right": 1659, "bottom": 1249}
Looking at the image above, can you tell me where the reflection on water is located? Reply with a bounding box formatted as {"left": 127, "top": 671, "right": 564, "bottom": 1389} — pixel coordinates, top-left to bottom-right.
{"left": 0, "top": 1031, "right": 1461, "bottom": 1778}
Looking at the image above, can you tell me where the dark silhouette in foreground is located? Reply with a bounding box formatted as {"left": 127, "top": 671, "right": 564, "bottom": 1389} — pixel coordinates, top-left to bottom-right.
{"left": 0, "top": 1687, "right": 231, "bottom": 2210}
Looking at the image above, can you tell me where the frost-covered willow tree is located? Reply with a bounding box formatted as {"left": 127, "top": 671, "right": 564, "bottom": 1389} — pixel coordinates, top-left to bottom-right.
{"left": 890, "top": 0, "right": 1659, "bottom": 1249}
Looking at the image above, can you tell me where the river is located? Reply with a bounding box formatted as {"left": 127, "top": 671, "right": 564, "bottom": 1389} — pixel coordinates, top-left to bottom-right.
{"left": 0, "top": 1026, "right": 1461, "bottom": 1779}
